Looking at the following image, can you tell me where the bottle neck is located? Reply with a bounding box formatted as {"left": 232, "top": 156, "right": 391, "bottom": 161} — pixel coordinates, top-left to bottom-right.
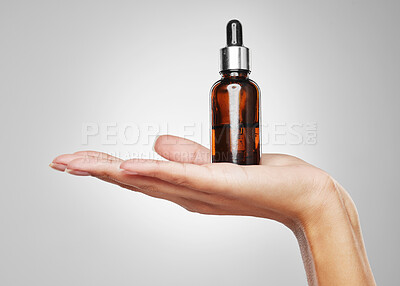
{"left": 220, "top": 70, "right": 250, "bottom": 79}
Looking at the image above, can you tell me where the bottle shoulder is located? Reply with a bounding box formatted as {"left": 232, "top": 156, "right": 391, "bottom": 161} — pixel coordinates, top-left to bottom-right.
{"left": 248, "top": 78, "right": 260, "bottom": 91}
{"left": 211, "top": 77, "right": 260, "bottom": 95}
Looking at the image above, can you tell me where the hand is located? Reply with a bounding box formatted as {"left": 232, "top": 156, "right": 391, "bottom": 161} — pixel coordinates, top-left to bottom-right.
{"left": 50, "top": 135, "right": 332, "bottom": 225}
{"left": 50, "top": 135, "right": 376, "bottom": 286}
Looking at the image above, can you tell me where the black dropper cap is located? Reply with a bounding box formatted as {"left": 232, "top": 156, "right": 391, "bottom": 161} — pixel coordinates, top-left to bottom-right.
{"left": 220, "top": 19, "right": 250, "bottom": 72}
{"left": 226, "top": 19, "right": 243, "bottom": 46}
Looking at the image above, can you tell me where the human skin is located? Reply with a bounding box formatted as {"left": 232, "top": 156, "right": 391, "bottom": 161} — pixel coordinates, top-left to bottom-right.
{"left": 50, "top": 135, "right": 376, "bottom": 286}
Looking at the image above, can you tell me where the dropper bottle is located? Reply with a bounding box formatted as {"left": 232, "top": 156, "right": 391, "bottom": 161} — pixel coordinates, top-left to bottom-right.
{"left": 211, "top": 19, "right": 261, "bottom": 165}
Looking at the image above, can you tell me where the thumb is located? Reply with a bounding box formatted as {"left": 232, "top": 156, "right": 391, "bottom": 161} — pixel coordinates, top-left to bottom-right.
{"left": 154, "top": 135, "right": 210, "bottom": 165}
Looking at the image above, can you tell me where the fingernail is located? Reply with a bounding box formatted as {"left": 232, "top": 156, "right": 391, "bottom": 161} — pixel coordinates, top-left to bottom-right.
{"left": 65, "top": 169, "right": 91, "bottom": 176}
{"left": 49, "top": 162, "right": 67, "bottom": 172}
{"left": 152, "top": 135, "right": 160, "bottom": 152}
{"left": 120, "top": 169, "right": 139, "bottom": 175}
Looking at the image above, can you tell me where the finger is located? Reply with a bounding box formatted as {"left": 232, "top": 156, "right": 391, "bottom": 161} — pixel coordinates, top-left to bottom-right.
{"left": 260, "top": 154, "right": 306, "bottom": 166}
{"left": 49, "top": 162, "right": 68, "bottom": 171}
{"left": 65, "top": 156, "right": 214, "bottom": 202}
{"left": 65, "top": 156, "right": 225, "bottom": 214}
{"left": 154, "top": 135, "right": 210, "bottom": 165}
{"left": 120, "top": 159, "right": 255, "bottom": 195}
{"left": 50, "top": 154, "right": 84, "bottom": 171}
{"left": 119, "top": 158, "right": 301, "bottom": 207}
{"left": 50, "top": 151, "right": 122, "bottom": 172}
{"left": 73, "top": 151, "right": 122, "bottom": 162}
{"left": 118, "top": 158, "right": 299, "bottom": 218}
{"left": 153, "top": 135, "right": 303, "bottom": 166}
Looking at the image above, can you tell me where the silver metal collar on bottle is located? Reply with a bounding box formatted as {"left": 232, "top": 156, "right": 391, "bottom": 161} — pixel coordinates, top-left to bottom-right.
{"left": 220, "top": 46, "right": 251, "bottom": 72}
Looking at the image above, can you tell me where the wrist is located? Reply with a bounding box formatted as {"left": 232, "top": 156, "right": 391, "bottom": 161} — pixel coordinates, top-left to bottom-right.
{"left": 303, "top": 177, "right": 360, "bottom": 235}
{"left": 290, "top": 178, "right": 375, "bottom": 285}
{"left": 294, "top": 173, "right": 359, "bottom": 233}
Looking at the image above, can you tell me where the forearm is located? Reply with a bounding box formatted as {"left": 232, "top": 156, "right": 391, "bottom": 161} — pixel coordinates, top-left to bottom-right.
{"left": 293, "top": 184, "right": 376, "bottom": 286}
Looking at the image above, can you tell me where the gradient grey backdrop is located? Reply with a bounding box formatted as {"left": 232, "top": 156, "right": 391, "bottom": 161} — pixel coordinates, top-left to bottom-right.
{"left": 1, "top": 0, "right": 399, "bottom": 285}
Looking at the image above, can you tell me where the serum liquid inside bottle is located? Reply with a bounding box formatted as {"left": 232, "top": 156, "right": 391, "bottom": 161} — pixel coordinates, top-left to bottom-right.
{"left": 211, "top": 19, "right": 261, "bottom": 165}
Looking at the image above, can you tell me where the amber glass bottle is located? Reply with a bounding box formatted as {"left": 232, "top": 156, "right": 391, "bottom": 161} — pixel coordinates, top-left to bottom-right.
{"left": 211, "top": 20, "right": 261, "bottom": 165}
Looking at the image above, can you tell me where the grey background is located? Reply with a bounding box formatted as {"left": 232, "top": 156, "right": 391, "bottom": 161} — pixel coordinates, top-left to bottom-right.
{"left": 1, "top": 0, "right": 399, "bottom": 285}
